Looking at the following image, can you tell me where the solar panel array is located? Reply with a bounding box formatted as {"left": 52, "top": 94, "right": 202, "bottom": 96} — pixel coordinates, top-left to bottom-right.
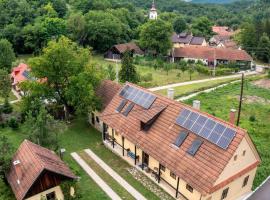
{"left": 119, "top": 85, "right": 157, "bottom": 109}
{"left": 22, "top": 71, "right": 31, "bottom": 79}
{"left": 176, "top": 109, "right": 236, "bottom": 150}
{"left": 123, "top": 103, "right": 135, "bottom": 116}
{"left": 187, "top": 139, "right": 203, "bottom": 156}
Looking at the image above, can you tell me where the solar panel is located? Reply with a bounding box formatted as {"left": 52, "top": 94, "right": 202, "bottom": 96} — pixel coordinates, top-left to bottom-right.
{"left": 174, "top": 131, "right": 188, "bottom": 147}
{"left": 116, "top": 99, "right": 128, "bottom": 113}
{"left": 119, "top": 85, "right": 156, "bottom": 109}
{"left": 122, "top": 103, "right": 135, "bottom": 116}
{"left": 176, "top": 108, "right": 236, "bottom": 150}
{"left": 187, "top": 138, "right": 203, "bottom": 156}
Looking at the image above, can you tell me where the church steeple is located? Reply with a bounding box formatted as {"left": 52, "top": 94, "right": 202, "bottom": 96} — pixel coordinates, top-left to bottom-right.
{"left": 149, "top": 0, "right": 158, "bottom": 20}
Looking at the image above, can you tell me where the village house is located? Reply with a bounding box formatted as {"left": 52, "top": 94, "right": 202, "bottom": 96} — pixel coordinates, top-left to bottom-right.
{"left": 90, "top": 80, "right": 261, "bottom": 200}
{"left": 7, "top": 140, "right": 76, "bottom": 200}
{"left": 104, "top": 42, "right": 144, "bottom": 60}
{"left": 172, "top": 32, "right": 207, "bottom": 48}
{"left": 171, "top": 46, "right": 253, "bottom": 67}
{"left": 11, "top": 63, "right": 33, "bottom": 94}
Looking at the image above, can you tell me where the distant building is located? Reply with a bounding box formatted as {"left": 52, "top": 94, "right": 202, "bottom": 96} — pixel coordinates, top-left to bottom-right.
{"left": 7, "top": 140, "right": 76, "bottom": 200}
{"left": 172, "top": 32, "right": 207, "bottom": 48}
{"left": 11, "top": 63, "right": 32, "bottom": 93}
{"left": 212, "top": 26, "right": 234, "bottom": 37}
{"left": 149, "top": 0, "right": 158, "bottom": 20}
{"left": 104, "top": 42, "right": 144, "bottom": 60}
{"left": 171, "top": 46, "right": 253, "bottom": 67}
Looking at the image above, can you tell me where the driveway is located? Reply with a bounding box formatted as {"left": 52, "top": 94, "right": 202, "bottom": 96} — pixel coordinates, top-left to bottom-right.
{"left": 246, "top": 176, "right": 270, "bottom": 200}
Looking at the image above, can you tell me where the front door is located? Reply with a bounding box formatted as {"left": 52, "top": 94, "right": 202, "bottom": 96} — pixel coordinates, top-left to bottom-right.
{"left": 143, "top": 152, "right": 149, "bottom": 166}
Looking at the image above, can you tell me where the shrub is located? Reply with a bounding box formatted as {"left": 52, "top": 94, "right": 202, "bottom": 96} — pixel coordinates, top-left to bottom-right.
{"left": 8, "top": 118, "right": 19, "bottom": 129}
{"left": 249, "top": 115, "right": 256, "bottom": 122}
{"left": 140, "top": 73, "right": 153, "bottom": 82}
{"left": 2, "top": 100, "right": 13, "bottom": 114}
{"left": 215, "top": 68, "right": 234, "bottom": 76}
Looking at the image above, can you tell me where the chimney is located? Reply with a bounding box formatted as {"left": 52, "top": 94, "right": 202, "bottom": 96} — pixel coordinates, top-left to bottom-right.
{"left": 193, "top": 100, "right": 201, "bottom": 110}
{"left": 167, "top": 88, "right": 174, "bottom": 99}
{"left": 229, "top": 109, "right": 236, "bottom": 124}
{"left": 13, "top": 160, "right": 21, "bottom": 185}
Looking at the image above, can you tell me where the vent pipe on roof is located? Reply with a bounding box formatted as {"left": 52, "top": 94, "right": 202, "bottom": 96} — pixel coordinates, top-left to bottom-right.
{"left": 13, "top": 160, "right": 21, "bottom": 185}
{"left": 167, "top": 88, "right": 174, "bottom": 99}
{"left": 229, "top": 109, "right": 236, "bottom": 124}
{"left": 193, "top": 100, "right": 201, "bottom": 110}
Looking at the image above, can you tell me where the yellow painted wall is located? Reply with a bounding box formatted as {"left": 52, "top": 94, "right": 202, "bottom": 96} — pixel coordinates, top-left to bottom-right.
{"left": 202, "top": 167, "right": 257, "bottom": 200}
{"left": 26, "top": 186, "right": 63, "bottom": 200}
{"left": 215, "top": 138, "right": 257, "bottom": 185}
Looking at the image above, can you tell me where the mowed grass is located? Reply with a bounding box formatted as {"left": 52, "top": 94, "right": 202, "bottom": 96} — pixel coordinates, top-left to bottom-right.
{"left": 91, "top": 54, "right": 211, "bottom": 88}
{"left": 0, "top": 118, "right": 164, "bottom": 200}
{"left": 184, "top": 80, "right": 270, "bottom": 189}
{"left": 155, "top": 77, "right": 239, "bottom": 98}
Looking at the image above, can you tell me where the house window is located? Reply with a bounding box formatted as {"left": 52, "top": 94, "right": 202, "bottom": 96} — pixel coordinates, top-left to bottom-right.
{"left": 221, "top": 188, "right": 229, "bottom": 200}
{"left": 170, "top": 171, "right": 176, "bottom": 179}
{"left": 242, "top": 176, "right": 249, "bottom": 187}
{"left": 46, "top": 192, "right": 56, "bottom": 200}
{"left": 186, "top": 184, "right": 193, "bottom": 193}
{"left": 243, "top": 150, "right": 246, "bottom": 156}
{"left": 234, "top": 155, "right": 237, "bottom": 161}
{"left": 96, "top": 116, "right": 100, "bottom": 123}
{"left": 160, "top": 164, "right": 166, "bottom": 172}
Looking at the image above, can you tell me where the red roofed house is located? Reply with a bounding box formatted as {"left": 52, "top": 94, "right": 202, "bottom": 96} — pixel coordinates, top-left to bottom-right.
{"left": 11, "top": 63, "right": 32, "bottom": 93}
{"left": 7, "top": 140, "right": 76, "bottom": 200}
{"left": 90, "top": 80, "right": 261, "bottom": 200}
{"left": 172, "top": 46, "right": 253, "bottom": 67}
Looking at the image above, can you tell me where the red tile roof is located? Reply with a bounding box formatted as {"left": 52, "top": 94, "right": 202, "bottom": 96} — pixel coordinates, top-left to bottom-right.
{"left": 11, "top": 63, "right": 29, "bottom": 85}
{"left": 100, "top": 82, "right": 260, "bottom": 195}
{"left": 212, "top": 26, "right": 235, "bottom": 37}
{"left": 96, "top": 80, "right": 122, "bottom": 111}
{"left": 173, "top": 46, "right": 252, "bottom": 62}
{"left": 7, "top": 140, "right": 76, "bottom": 200}
{"left": 113, "top": 42, "right": 144, "bottom": 55}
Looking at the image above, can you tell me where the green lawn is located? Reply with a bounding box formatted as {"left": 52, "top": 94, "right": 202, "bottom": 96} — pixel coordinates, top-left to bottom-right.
{"left": 155, "top": 77, "right": 239, "bottom": 98}
{"left": 0, "top": 118, "right": 166, "bottom": 200}
{"left": 184, "top": 80, "right": 270, "bottom": 189}
{"left": 92, "top": 54, "right": 211, "bottom": 88}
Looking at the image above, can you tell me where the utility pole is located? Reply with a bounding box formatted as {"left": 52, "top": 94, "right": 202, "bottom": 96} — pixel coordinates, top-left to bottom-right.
{"left": 237, "top": 73, "right": 244, "bottom": 126}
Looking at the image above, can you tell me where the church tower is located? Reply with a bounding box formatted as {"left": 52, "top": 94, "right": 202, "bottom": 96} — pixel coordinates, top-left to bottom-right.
{"left": 149, "top": 0, "right": 158, "bottom": 20}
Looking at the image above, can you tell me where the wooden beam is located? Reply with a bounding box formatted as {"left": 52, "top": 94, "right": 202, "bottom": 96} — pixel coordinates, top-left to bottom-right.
{"left": 134, "top": 145, "right": 137, "bottom": 165}
{"left": 112, "top": 129, "right": 115, "bottom": 148}
{"left": 122, "top": 136, "right": 125, "bottom": 156}
{"left": 158, "top": 163, "right": 161, "bottom": 183}
{"left": 176, "top": 177, "right": 180, "bottom": 198}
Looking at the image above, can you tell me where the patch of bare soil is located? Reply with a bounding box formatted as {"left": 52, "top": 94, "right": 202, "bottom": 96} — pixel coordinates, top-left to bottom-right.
{"left": 236, "top": 95, "right": 270, "bottom": 105}
{"left": 253, "top": 79, "right": 270, "bottom": 89}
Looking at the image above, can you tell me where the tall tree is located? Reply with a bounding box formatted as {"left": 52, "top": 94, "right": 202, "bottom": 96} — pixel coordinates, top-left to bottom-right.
{"left": 173, "top": 17, "right": 188, "bottom": 34}
{"left": 0, "top": 69, "right": 11, "bottom": 100}
{"left": 0, "top": 39, "right": 16, "bottom": 71}
{"left": 257, "top": 33, "right": 270, "bottom": 62}
{"left": 26, "top": 36, "right": 102, "bottom": 118}
{"left": 0, "top": 136, "right": 14, "bottom": 180}
{"left": 119, "top": 51, "right": 139, "bottom": 83}
{"left": 239, "top": 23, "right": 257, "bottom": 52}
{"left": 191, "top": 17, "right": 213, "bottom": 39}
{"left": 139, "top": 19, "right": 173, "bottom": 56}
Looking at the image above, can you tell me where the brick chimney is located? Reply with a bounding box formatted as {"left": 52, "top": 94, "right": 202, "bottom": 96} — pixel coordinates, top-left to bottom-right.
{"left": 229, "top": 109, "right": 236, "bottom": 124}
{"left": 167, "top": 88, "right": 174, "bottom": 99}
{"left": 13, "top": 160, "right": 21, "bottom": 185}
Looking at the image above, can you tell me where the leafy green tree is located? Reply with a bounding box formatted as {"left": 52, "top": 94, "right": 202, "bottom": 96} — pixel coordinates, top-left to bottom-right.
{"left": 0, "top": 39, "right": 16, "bottom": 71}
{"left": 0, "top": 136, "right": 14, "bottom": 180}
{"left": 257, "top": 33, "right": 270, "bottom": 62}
{"left": 0, "top": 69, "right": 11, "bottom": 100}
{"left": 24, "top": 106, "right": 65, "bottom": 151}
{"left": 191, "top": 17, "right": 213, "bottom": 39}
{"left": 92, "top": 0, "right": 111, "bottom": 10}
{"left": 238, "top": 23, "right": 257, "bottom": 51}
{"left": 173, "top": 17, "right": 188, "bottom": 34}
{"left": 67, "top": 13, "right": 87, "bottom": 45}
{"left": 119, "top": 51, "right": 139, "bottom": 83}
{"left": 84, "top": 11, "right": 129, "bottom": 52}
{"left": 139, "top": 19, "right": 173, "bottom": 56}
{"left": 106, "top": 64, "right": 116, "bottom": 81}
{"left": 26, "top": 36, "right": 102, "bottom": 118}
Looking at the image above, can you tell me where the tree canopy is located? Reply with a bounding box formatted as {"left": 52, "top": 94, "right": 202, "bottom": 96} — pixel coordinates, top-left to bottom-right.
{"left": 0, "top": 39, "right": 15, "bottom": 71}
{"left": 119, "top": 51, "right": 139, "bottom": 83}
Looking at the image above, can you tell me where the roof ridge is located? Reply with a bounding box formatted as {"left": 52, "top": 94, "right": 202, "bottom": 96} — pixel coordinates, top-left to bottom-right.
{"left": 24, "top": 140, "right": 46, "bottom": 169}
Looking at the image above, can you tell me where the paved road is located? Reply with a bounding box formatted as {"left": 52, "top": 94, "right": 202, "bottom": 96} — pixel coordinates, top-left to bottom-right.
{"left": 71, "top": 152, "right": 122, "bottom": 200}
{"left": 246, "top": 176, "right": 270, "bottom": 200}
{"left": 149, "top": 71, "right": 257, "bottom": 92}
{"left": 85, "top": 149, "right": 147, "bottom": 200}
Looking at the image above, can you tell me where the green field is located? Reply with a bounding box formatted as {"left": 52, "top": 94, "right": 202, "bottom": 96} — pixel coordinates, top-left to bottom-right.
{"left": 184, "top": 80, "right": 270, "bottom": 189}
{"left": 0, "top": 118, "right": 167, "bottom": 200}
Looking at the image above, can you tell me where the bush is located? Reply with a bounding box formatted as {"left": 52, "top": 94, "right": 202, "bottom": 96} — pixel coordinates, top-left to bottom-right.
{"left": 2, "top": 100, "right": 13, "bottom": 114}
{"left": 8, "top": 117, "right": 19, "bottom": 129}
{"left": 195, "top": 64, "right": 210, "bottom": 75}
{"left": 249, "top": 115, "right": 256, "bottom": 122}
{"left": 140, "top": 73, "right": 153, "bottom": 82}
{"left": 215, "top": 68, "right": 234, "bottom": 76}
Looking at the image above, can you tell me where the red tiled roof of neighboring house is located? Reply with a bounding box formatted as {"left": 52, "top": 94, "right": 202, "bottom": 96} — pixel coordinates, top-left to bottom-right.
{"left": 221, "top": 40, "right": 239, "bottom": 49}
{"left": 173, "top": 46, "right": 252, "bottom": 62}
{"left": 7, "top": 140, "right": 76, "bottom": 200}
{"left": 100, "top": 82, "right": 260, "bottom": 196}
{"left": 212, "top": 26, "right": 235, "bottom": 37}
{"left": 11, "top": 63, "right": 29, "bottom": 85}
{"left": 96, "top": 80, "right": 122, "bottom": 110}
{"left": 113, "top": 42, "right": 144, "bottom": 55}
